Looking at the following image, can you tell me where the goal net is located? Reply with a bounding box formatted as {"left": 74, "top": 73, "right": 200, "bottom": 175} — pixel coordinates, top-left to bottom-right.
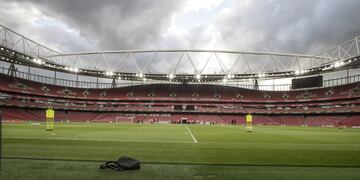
{"left": 115, "top": 116, "right": 134, "bottom": 124}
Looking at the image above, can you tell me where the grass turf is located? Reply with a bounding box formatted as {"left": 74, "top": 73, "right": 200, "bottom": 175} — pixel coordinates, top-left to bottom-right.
{"left": 2, "top": 158, "right": 360, "bottom": 180}
{"left": 2, "top": 122, "right": 360, "bottom": 179}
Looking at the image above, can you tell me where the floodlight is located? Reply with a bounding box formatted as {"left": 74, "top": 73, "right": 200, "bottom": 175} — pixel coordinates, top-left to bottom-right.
{"left": 258, "top": 73, "right": 265, "bottom": 78}
{"left": 169, "top": 73, "right": 174, "bottom": 79}
{"left": 195, "top": 74, "right": 201, "bottom": 79}
{"left": 106, "top": 71, "right": 114, "bottom": 76}
{"left": 227, "top": 74, "right": 232, "bottom": 79}
{"left": 33, "top": 58, "right": 43, "bottom": 65}
{"left": 334, "top": 62, "right": 340, "bottom": 67}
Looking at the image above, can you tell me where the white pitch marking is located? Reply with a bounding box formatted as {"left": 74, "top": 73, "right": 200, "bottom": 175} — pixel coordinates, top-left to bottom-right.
{"left": 185, "top": 125, "right": 198, "bottom": 143}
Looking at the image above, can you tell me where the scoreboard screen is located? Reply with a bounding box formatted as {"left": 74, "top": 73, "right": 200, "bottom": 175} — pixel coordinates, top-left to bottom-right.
{"left": 292, "top": 75, "right": 323, "bottom": 89}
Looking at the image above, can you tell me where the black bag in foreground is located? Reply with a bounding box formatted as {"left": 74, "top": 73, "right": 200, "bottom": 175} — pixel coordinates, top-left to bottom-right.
{"left": 100, "top": 156, "right": 140, "bottom": 171}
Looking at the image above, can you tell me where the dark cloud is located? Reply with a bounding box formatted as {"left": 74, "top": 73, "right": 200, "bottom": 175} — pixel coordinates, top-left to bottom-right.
{"left": 2, "top": 0, "right": 360, "bottom": 53}
{"left": 0, "top": 0, "right": 97, "bottom": 52}
{"left": 1, "top": 0, "right": 360, "bottom": 73}
{"left": 214, "top": 0, "right": 360, "bottom": 54}
{"left": 26, "top": 0, "right": 185, "bottom": 50}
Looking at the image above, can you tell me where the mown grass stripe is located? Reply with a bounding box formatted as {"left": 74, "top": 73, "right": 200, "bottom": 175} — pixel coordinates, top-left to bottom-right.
{"left": 3, "top": 137, "right": 193, "bottom": 144}
{"left": 3, "top": 156, "right": 360, "bottom": 168}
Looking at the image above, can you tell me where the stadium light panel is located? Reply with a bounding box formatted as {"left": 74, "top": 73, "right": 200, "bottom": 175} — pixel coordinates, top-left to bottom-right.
{"left": 334, "top": 62, "right": 340, "bottom": 67}
{"left": 334, "top": 61, "right": 345, "bottom": 68}
{"left": 106, "top": 71, "right": 114, "bottom": 76}
{"left": 138, "top": 73, "right": 144, "bottom": 78}
{"left": 227, "top": 74, "right": 233, "bottom": 79}
{"left": 64, "top": 67, "right": 79, "bottom": 72}
{"left": 33, "top": 58, "right": 43, "bottom": 65}
{"left": 168, "top": 73, "right": 174, "bottom": 79}
{"left": 258, "top": 73, "right": 265, "bottom": 78}
{"left": 195, "top": 74, "right": 201, "bottom": 80}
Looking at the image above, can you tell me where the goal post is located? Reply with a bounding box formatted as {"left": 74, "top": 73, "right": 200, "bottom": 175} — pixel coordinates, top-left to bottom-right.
{"left": 115, "top": 116, "right": 134, "bottom": 124}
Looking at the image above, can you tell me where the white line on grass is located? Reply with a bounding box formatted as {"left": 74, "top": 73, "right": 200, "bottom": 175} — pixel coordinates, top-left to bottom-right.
{"left": 185, "top": 125, "right": 198, "bottom": 143}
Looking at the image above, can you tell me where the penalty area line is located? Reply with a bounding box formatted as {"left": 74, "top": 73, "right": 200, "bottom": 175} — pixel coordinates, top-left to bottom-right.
{"left": 185, "top": 125, "right": 198, "bottom": 143}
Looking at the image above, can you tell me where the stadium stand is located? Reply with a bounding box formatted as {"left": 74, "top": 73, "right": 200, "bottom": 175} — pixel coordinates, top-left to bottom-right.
{"left": 1, "top": 73, "right": 360, "bottom": 126}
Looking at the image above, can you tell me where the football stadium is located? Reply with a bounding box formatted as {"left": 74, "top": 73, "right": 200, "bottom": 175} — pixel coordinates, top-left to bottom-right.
{"left": 1, "top": 1, "right": 360, "bottom": 180}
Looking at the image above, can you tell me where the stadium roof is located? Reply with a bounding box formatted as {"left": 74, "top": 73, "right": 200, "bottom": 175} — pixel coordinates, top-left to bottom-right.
{"left": 1, "top": 24, "right": 360, "bottom": 82}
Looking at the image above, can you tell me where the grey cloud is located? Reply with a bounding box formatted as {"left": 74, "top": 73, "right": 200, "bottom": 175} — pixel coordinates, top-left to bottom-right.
{"left": 0, "top": 0, "right": 187, "bottom": 71}
{"left": 27, "top": 0, "right": 185, "bottom": 51}
{"left": 214, "top": 0, "right": 360, "bottom": 54}
{"left": 1, "top": 0, "right": 360, "bottom": 74}
{"left": 0, "top": 1, "right": 96, "bottom": 52}
{"left": 3, "top": 0, "right": 360, "bottom": 53}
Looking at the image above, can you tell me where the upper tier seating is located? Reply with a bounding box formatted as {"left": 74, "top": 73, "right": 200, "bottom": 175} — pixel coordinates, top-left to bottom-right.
{"left": 1, "top": 74, "right": 360, "bottom": 103}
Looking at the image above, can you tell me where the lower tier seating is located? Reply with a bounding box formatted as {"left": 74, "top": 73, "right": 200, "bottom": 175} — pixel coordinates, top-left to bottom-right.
{"left": 1, "top": 107, "right": 360, "bottom": 127}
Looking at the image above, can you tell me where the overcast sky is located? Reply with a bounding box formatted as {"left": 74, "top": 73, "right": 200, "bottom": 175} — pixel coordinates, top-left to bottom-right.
{"left": 1, "top": 0, "right": 360, "bottom": 75}
{"left": 1, "top": 0, "right": 360, "bottom": 53}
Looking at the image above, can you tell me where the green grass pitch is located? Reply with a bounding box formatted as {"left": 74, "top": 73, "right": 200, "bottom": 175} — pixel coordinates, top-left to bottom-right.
{"left": 1, "top": 122, "right": 360, "bottom": 179}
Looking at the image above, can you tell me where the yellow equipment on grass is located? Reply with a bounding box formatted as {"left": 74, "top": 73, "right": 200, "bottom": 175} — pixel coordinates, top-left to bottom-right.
{"left": 46, "top": 106, "right": 55, "bottom": 131}
{"left": 245, "top": 113, "right": 253, "bottom": 132}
